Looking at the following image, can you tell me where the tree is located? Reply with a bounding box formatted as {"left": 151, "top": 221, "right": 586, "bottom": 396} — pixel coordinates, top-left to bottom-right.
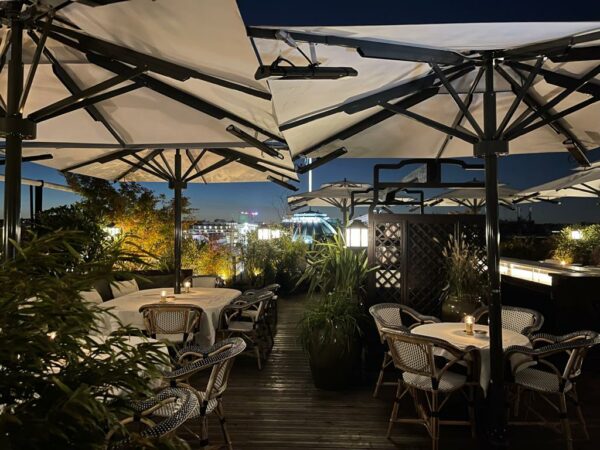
{"left": 65, "top": 174, "right": 193, "bottom": 269}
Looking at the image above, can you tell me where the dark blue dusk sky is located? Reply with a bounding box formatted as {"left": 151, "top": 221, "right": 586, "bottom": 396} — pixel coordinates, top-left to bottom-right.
{"left": 2, "top": 1, "right": 600, "bottom": 224}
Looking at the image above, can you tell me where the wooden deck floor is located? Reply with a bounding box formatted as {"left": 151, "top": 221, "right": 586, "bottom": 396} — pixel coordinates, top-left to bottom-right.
{"left": 188, "top": 295, "right": 600, "bottom": 450}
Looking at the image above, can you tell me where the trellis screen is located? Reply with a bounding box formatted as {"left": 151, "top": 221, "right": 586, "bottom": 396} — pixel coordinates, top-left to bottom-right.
{"left": 367, "top": 213, "right": 485, "bottom": 316}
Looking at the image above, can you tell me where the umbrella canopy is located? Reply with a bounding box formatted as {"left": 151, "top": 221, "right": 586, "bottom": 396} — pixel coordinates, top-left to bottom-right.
{"left": 0, "top": 0, "right": 298, "bottom": 291}
{"left": 517, "top": 162, "right": 600, "bottom": 200}
{"left": 250, "top": 23, "right": 600, "bottom": 164}
{"left": 424, "top": 184, "right": 521, "bottom": 213}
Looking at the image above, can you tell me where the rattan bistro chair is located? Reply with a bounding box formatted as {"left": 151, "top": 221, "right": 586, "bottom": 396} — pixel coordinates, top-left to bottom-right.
{"left": 369, "top": 303, "right": 441, "bottom": 397}
{"left": 382, "top": 327, "right": 478, "bottom": 450}
{"left": 139, "top": 304, "right": 204, "bottom": 349}
{"left": 107, "top": 386, "right": 199, "bottom": 449}
{"left": 217, "top": 292, "right": 273, "bottom": 370}
{"left": 506, "top": 331, "right": 600, "bottom": 450}
{"left": 242, "top": 284, "right": 281, "bottom": 349}
{"left": 161, "top": 338, "right": 246, "bottom": 450}
{"left": 472, "top": 305, "right": 544, "bottom": 336}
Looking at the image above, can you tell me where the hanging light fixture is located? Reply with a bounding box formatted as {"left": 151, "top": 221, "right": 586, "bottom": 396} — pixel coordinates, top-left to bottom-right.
{"left": 345, "top": 221, "right": 369, "bottom": 248}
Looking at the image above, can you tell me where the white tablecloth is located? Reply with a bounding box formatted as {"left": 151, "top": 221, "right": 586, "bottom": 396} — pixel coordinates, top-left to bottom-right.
{"left": 98, "top": 287, "right": 241, "bottom": 346}
{"left": 412, "top": 322, "right": 531, "bottom": 394}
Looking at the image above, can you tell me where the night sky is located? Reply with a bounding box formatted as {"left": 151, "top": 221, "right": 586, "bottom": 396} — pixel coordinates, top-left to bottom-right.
{"left": 2, "top": 1, "right": 600, "bottom": 224}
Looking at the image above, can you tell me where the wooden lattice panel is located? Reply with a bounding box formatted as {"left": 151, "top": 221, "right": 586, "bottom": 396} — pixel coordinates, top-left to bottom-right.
{"left": 368, "top": 214, "right": 485, "bottom": 316}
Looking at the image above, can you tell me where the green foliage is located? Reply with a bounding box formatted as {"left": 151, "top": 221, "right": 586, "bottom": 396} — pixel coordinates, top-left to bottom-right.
{"left": 0, "top": 231, "right": 185, "bottom": 450}
{"left": 298, "top": 290, "right": 365, "bottom": 355}
{"left": 500, "top": 236, "right": 554, "bottom": 261}
{"left": 553, "top": 224, "right": 600, "bottom": 265}
{"left": 296, "top": 231, "right": 374, "bottom": 300}
{"left": 34, "top": 204, "right": 110, "bottom": 263}
{"left": 241, "top": 230, "right": 307, "bottom": 289}
{"left": 65, "top": 174, "right": 193, "bottom": 269}
{"left": 440, "top": 234, "right": 487, "bottom": 300}
{"left": 181, "top": 238, "right": 235, "bottom": 281}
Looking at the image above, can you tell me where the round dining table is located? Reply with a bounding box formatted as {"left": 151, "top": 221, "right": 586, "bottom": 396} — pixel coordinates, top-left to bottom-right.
{"left": 98, "top": 287, "right": 241, "bottom": 346}
{"left": 412, "top": 322, "right": 531, "bottom": 394}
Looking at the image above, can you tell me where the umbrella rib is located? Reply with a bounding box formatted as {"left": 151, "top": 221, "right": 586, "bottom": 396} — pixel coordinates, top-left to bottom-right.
{"left": 158, "top": 151, "right": 175, "bottom": 179}
{"left": 209, "top": 148, "right": 295, "bottom": 181}
{"left": 508, "top": 97, "right": 599, "bottom": 140}
{"left": 184, "top": 157, "right": 237, "bottom": 183}
{"left": 118, "top": 156, "right": 169, "bottom": 182}
{"left": 131, "top": 152, "right": 172, "bottom": 179}
{"left": 279, "top": 63, "right": 473, "bottom": 131}
{"left": 29, "top": 30, "right": 126, "bottom": 146}
{"left": 19, "top": 13, "right": 54, "bottom": 113}
{"left": 182, "top": 149, "right": 206, "bottom": 181}
{"left": 28, "top": 65, "right": 146, "bottom": 122}
{"left": 383, "top": 101, "right": 479, "bottom": 144}
{"left": 497, "top": 66, "right": 590, "bottom": 166}
{"left": 430, "top": 64, "right": 484, "bottom": 138}
{"left": 0, "top": 29, "right": 11, "bottom": 75}
{"left": 297, "top": 65, "right": 474, "bottom": 158}
{"left": 114, "top": 149, "right": 163, "bottom": 180}
{"left": 436, "top": 67, "right": 484, "bottom": 158}
{"left": 34, "top": 83, "right": 142, "bottom": 123}
{"left": 494, "top": 57, "right": 544, "bottom": 138}
{"left": 43, "top": 22, "right": 272, "bottom": 100}
{"left": 507, "top": 61, "right": 600, "bottom": 97}
{"left": 62, "top": 149, "right": 142, "bottom": 172}
{"left": 505, "top": 63, "right": 600, "bottom": 136}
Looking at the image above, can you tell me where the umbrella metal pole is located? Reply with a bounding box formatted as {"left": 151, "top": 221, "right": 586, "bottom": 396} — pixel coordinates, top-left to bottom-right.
{"left": 173, "top": 150, "right": 183, "bottom": 294}
{"left": 34, "top": 184, "right": 43, "bottom": 220}
{"left": 481, "top": 54, "right": 507, "bottom": 448}
{"left": 3, "top": 9, "right": 24, "bottom": 260}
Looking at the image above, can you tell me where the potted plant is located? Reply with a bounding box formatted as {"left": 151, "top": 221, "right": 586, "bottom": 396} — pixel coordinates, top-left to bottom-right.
{"left": 296, "top": 232, "right": 374, "bottom": 389}
{"left": 298, "top": 291, "right": 364, "bottom": 389}
{"left": 439, "top": 234, "right": 487, "bottom": 321}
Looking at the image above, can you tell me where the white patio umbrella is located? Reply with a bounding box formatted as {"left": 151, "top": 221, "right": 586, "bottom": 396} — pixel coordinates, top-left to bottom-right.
{"left": 249, "top": 21, "right": 600, "bottom": 444}
{"left": 424, "top": 184, "right": 521, "bottom": 214}
{"left": 287, "top": 179, "right": 417, "bottom": 223}
{"left": 517, "top": 162, "right": 600, "bottom": 201}
{"left": 0, "top": 0, "right": 297, "bottom": 291}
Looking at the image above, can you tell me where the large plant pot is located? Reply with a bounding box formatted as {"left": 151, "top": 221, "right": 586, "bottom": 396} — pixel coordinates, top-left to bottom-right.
{"left": 307, "top": 335, "right": 361, "bottom": 390}
{"left": 442, "top": 294, "right": 482, "bottom": 322}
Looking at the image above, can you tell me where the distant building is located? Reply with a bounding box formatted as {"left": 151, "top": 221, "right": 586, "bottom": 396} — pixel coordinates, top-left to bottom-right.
{"left": 282, "top": 211, "right": 336, "bottom": 244}
{"left": 186, "top": 219, "right": 257, "bottom": 244}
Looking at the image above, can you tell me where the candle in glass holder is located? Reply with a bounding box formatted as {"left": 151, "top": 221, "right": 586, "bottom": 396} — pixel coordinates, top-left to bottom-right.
{"left": 464, "top": 315, "right": 475, "bottom": 335}
{"left": 160, "top": 290, "right": 168, "bottom": 302}
{"left": 183, "top": 281, "right": 191, "bottom": 293}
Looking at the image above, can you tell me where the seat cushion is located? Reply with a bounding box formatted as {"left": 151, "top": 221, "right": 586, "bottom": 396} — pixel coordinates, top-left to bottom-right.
{"left": 403, "top": 370, "right": 466, "bottom": 392}
{"left": 110, "top": 279, "right": 139, "bottom": 299}
{"left": 80, "top": 289, "right": 103, "bottom": 305}
{"left": 514, "top": 368, "right": 572, "bottom": 393}
{"left": 227, "top": 320, "right": 254, "bottom": 332}
{"left": 241, "top": 310, "right": 259, "bottom": 321}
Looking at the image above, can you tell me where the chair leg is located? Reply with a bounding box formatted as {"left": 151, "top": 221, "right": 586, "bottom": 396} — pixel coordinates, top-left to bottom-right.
{"left": 216, "top": 401, "right": 233, "bottom": 450}
{"left": 571, "top": 388, "right": 590, "bottom": 440}
{"left": 559, "top": 393, "right": 573, "bottom": 450}
{"left": 199, "top": 414, "right": 210, "bottom": 449}
{"left": 373, "top": 352, "right": 389, "bottom": 398}
{"left": 514, "top": 385, "right": 522, "bottom": 417}
{"left": 254, "top": 344, "right": 262, "bottom": 370}
{"left": 431, "top": 391, "right": 440, "bottom": 450}
{"left": 467, "top": 386, "right": 476, "bottom": 438}
{"left": 386, "top": 379, "right": 402, "bottom": 438}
